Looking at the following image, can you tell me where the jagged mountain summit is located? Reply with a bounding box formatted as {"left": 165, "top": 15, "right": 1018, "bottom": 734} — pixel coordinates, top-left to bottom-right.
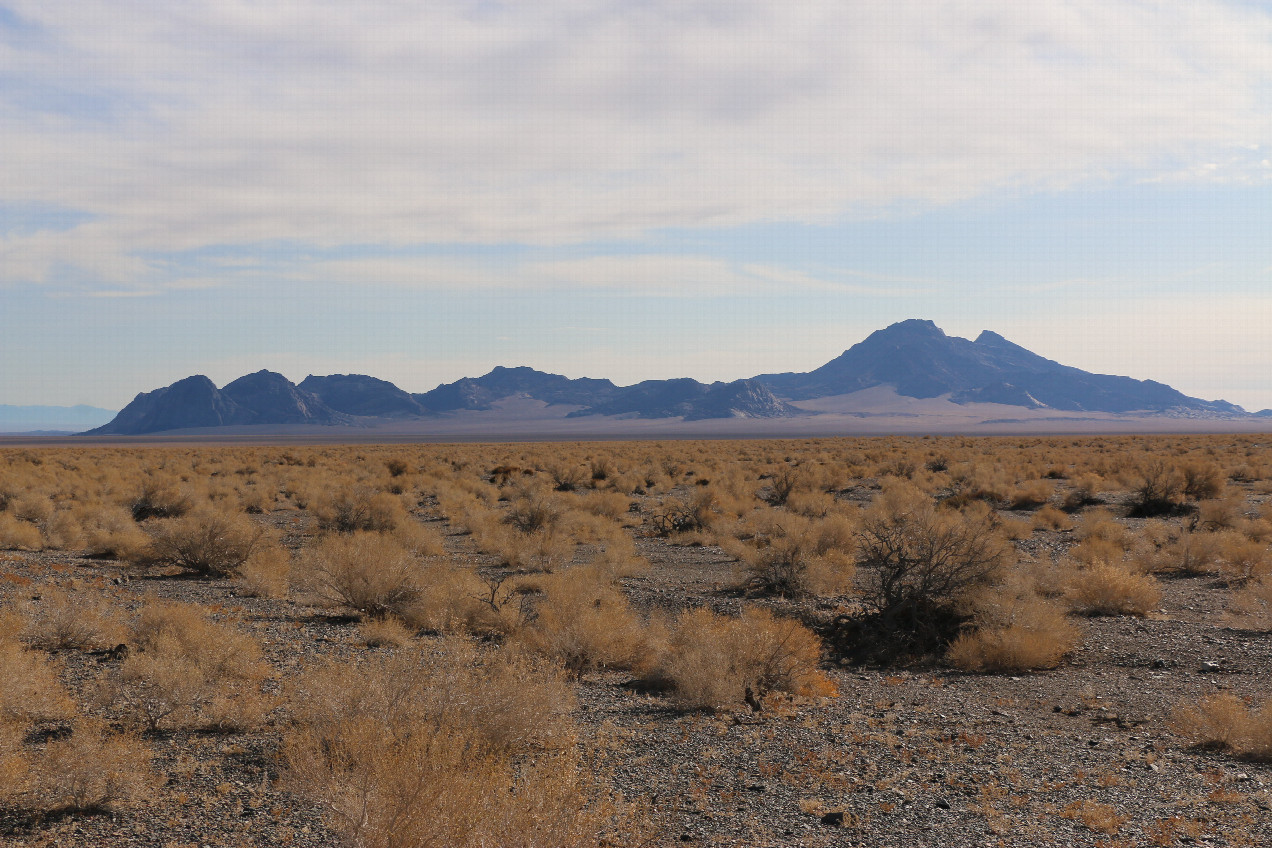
{"left": 84, "top": 371, "right": 350, "bottom": 435}
{"left": 80, "top": 321, "right": 1252, "bottom": 435}
{"left": 759, "top": 319, "right": 1242, "bottom": 415}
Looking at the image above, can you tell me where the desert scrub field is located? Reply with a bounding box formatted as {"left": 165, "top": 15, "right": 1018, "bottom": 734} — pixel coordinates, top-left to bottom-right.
{"left": 0, "top": 434, "right": 1271, "bottom": 845}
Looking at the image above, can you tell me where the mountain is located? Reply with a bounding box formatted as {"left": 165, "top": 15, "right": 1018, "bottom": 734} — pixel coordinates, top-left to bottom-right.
{"left": 84, "top": 372, "right": 350, "bottom": 435}
{"left": 78, "top": 321, "right": 1254, "bottom": 436}
{"left": 413, "top": 366, "right": 619, "bottom": 412}
{"left": 0, "top": 404, "right": 117, "bottom": 434}
{"left": 570, "top": 378, "right": 798, "bottom": 420}
{"left": 298, "top": 374, "right": 426, "bottom": 418}
{"left": 760, "top": 319, "right": 1243, "bottom": 415}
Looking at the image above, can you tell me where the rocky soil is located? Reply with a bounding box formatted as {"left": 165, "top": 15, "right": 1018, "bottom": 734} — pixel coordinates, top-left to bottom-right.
{"left": 2, "top": 486, "right": 1271, "bottom": 847}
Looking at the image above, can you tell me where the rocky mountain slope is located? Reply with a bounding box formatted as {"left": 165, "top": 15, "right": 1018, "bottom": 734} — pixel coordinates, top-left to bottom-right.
{"left": 80, "top": 321, "right": 1255, "bottom": 435}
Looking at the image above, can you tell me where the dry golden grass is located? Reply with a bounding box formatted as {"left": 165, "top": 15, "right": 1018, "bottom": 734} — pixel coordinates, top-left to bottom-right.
{"left": 1172, "top": 693, "right": 1272, "bottom": 761}
{"left": 19, "top": 586, "right": 126, "bottom": 652}
{"left": 103, "top": 600, "right": 273, "bottom": 732}
{"left": 0, "top": 638, "right": 75, "bottom": 723}
{"left": 1065, "top": 560, "right": 1161, "bottom": 617}
{"left": 137, "top": 508, "right": 269, "bottom": 576}
{"left": 284, "top": 640, "right": 633, "bottom": 848}
{"left": 300, "top": 531, "right": 425, "bottom": 619}
{"left": 947, "top": 589, "right": 1080, "bottom": 673}
{"left": 9, "top": 720, "right": 159, "bottom": 814}
{"left": 515, "top": 566, "right": 649, "bottom": 675}
{"left": 654, "top": 607, "right": 834, "bottom": 711}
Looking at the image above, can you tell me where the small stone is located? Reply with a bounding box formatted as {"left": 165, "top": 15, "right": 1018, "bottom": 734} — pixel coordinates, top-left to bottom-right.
{"left": 1200, "top": 661, "right": 1222, "bottom": 673}
{"left": 934, "top": 798, "right": 951, "bottom": 810}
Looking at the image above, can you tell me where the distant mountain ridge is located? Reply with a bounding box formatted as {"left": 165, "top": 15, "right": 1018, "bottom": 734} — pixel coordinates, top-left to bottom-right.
{"left": 0, "top": 404, "right": 117, "bottom": 434}
{"left": 81, "top": 320, "right": 1258, "bottom": 435}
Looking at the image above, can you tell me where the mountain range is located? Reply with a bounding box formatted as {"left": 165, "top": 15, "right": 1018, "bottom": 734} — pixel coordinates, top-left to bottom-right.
{"left": 80, "top": 320, "right": 1266, "bottom": 436}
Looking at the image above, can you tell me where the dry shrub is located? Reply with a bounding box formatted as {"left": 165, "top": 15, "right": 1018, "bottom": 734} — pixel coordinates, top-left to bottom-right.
{"left": 649, "top": 489, "right": 717, "bottom": 536}
{"left": 786, "top": 489, "right": 836, "bottom": 518}
{"left": 284, "top": 641, "right": 629, "bottom": 848}
{"left": 20, "top": 586, "right": 126, "bottom": 652}
{"left": 1062, "top": 472, "right": 1104, "bottom": 510}
{"left": 1065, "top": 561, "right": 1161, "bottom": 617}
{"left": 358, "top": 615, "right": 414, "bottom": 648}
{"left": 0, "top": 639, "right": 75, "bottom": 723}
{"left": 472, "top": 520, "right": 576, "bottom": 573}
{"left": 573, "top": 490, "right": 634, "bottom": 523}
{"left": 1032, "top": 504, "right": 1072, "bottom": 531}
{"left": 40, "top": 509, "right": 84, "bottom": 551}
{"left": 856, "top": 485, "right": 1008, "bottom": 618}
{"left": 1183, "top": 463, "right": 1226, "bottom": 501}
{"left": 81, "top": 506, "right": 151, "bottom": 561}
{"left": 1128, "top": 461, "right": 1187, "bottom": 517}
{"left": 654, "top": 607, "right": 834, "bottom": 711}
{"left": 235, "top": 545, "right": 291, "bottom": 598}
{"left": 516, "top": 568, "right": 649, "bottom": 674}
{"left": 946, "top": 589, "right": 1079, "bottom": 673}
{"left": 313, "top": 486, "right": 409, "bottom": 534}
{"left": 128, "top": 476, "right": 191, "bottom": 521}
{"left": 8, "top": 493, "right": 52, "bottom": 525}
{"left": 10, "top": 720, "right": 159, "bottom": 814}
{"left": 1172, "top": 693, "right": 1272, "bottom": 760}
{"left": 402, "top": 566, "right": 509, "bottom": 635}
{"left": 1060, "top": 799, "right": 1129, "bottom": 835}
{"left": 1005, "top": 480, "right": 1052, "bottom": 511}
{"left": 1197, "top": 493, "right": 1244, "bottom": 530}
{"left": 1214, "top": 532, "right": 1270, "bottom": 582}
{"left": 0, "top": 514, "right": 43, "bottom": 551}
{"left": 1140, "top": 530, "right": 1224, "bottom": 576}
{"left": 302, "top": 531, "right": 424, "bottom": 618}
{"left": 141, "top": 508, "right": 267, "bottom": 576}
{"left": 105, "top": 601, "right": 272, "bottom": 732}
{"left": 1227, "top": 574, "right": 1272, "bottom": 630}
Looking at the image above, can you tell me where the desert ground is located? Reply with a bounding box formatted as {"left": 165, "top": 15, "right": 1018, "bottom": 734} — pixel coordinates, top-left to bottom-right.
{"left": 2, "top": 434, "right": 1272, "bottom": 847}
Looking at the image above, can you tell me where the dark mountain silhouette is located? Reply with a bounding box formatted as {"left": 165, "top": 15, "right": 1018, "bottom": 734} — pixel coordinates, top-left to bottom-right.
{"left": 80, "top": 321, "right": 1250, "bottom": 435}
{"left": 413, "top": 366, "right": 619, "bottom": 412}
{"left": 570, "top": 378, "right": 798, "bottom": 420}
{"left": 85, "top": 372, "right": 349, "bottom": 435}
{"left": 299, "top": 374, "right": 426, "bottom": 418}
{"left": 759, "top": 319, "right": 1243, "bottom": 415}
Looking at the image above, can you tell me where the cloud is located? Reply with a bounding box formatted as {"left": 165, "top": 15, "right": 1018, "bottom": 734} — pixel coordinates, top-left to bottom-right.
{"left": 2, "top": 1, "right": 1271, "bottom": 286}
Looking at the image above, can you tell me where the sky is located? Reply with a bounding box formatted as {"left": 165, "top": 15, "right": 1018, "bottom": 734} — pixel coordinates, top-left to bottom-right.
{"left": 3, "top": 1, "right": 1272, "bottom": 412}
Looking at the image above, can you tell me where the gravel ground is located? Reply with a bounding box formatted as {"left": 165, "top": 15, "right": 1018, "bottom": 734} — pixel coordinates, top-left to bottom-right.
{"left": 3, "top": 492, "right": 1272, "bottom": 847}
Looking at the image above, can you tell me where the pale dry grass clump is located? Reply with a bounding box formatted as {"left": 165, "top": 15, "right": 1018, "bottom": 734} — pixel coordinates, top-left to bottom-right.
{"left": 515, "top": 567, "right": 649, "bottom": 675}
{"left": 284, "top": 640, "right": 632, "bottom": 848}
{"left": 653, "top": 607, "right": 834, "bottom": 711}
{"left": 301, "top": 531, "right": 425, "bottom": 619}
{"left": 0, "top": 513, "right": 44, "bottom": 551}
{"left": 947, "top": 588, "right": 1080, "bottom": 673}
{"left": 234, "top": 545, "right": 292, "bottom": 598}
{"left": 1, "top": 720, "right": 159, "bottom": 815}
{"left": 1227, "top": 574, "right": 1272, "bottom": 630}
{"left": 312, "top": 485, "right": 410, "bottom": 534}
{"left": 80, "top": 505, "right": 151, "bottom": 561}
{"left": 128, "top": 475, "right": 192, "bottom": 521}
{"left": 357, "top": 615, "right": 415, "bottom": 648}
{"left": 1172, "top": 693, "right": 1272, "bottom": 761}
{"left": 20, "top": 586, "right": 126, "bottom": 652}
{"left": 0, "top": 638, "right": 75, "bottom": 723}
{"left": 1065, "top": 560, "right": 1161, "bottom": 617}
{"left": 103, "top": 600, "right": 273, "bottom": 732}
{"left": 139, "top": 508, "right": 269, "bottom": 577}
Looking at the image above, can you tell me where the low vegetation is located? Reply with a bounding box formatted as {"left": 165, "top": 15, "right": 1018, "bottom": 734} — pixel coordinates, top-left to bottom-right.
{"left": 1, "top": 434, "right": 1271, "bottom": 844}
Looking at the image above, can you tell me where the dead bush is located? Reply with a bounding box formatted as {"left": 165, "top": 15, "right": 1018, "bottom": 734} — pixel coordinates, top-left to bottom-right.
{"left": 1182, "top": 463, "right": 1225, "bottom": 501}
{"left": 1172, "top": 693, "right": 1272, "bottom": 761}
{"left": 283, "top": 641, "right": 629, "bottom": 848}
{"left": 654, "top": 607, "right": 834, "bottom": 712}
{"left": 104, "top": 601, "right": 272, "bottom": 732}
{"left": 141, "top": 509, "right": 268, "bottom": 577}
{"left": 235, "top": 545, "right": 291, "bottom": 598}
{"left": 313, "top": 486, "right": 408, "bottom": 534}
{"left": 1128, "top": 461, "right": 1187, "bottom": 517}
{"left": 0, "top": 639, "right": 75, "bottom": 723}
{"left": 129, "top": 476, "right": 191, "bottom": 521}
{"left": 11, "top": 720, "right": 159, "bottom": 814}
{"left": 20, "top": 586, "right": 125, "bottom": 652}
{"left": 947, "top": 589, "right": 1079, "bottom": 673}
{"left": 515, "top": 568, "right": 649, "bottom": 674}
{"left": 302, "top": 531, "right": 424, "bottom": 618}
{"left": 649, "top": 489, "right": 717, "bottom": 537}
{"left": 856, "top": 486, "right": 1008, "bottom": 620}
{"left": 1065, "top": 561, "right": 1161, "bottom": 617}
{"left": 81, "top": 506, "right": 151, "bottom": 561}
{"left": 1228, "top": 574, "right": 1272, "bottom": 630}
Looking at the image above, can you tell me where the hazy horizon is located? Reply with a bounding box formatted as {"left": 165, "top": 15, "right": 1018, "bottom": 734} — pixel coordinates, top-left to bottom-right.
{"left": 3, "top": 3, "right": 1271, "bottom": 411}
